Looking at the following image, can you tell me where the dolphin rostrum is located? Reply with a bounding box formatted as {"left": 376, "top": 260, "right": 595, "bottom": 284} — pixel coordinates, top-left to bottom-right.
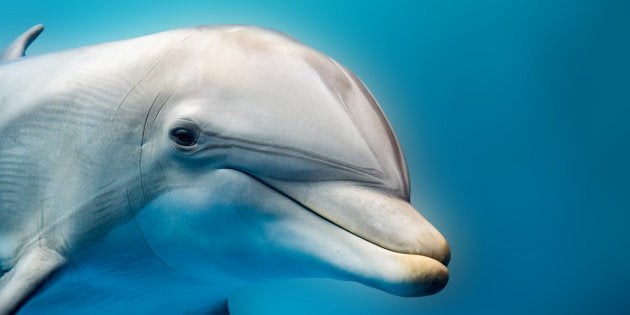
{"left": 0, "top": 25, "right": 450, "bottom": 314}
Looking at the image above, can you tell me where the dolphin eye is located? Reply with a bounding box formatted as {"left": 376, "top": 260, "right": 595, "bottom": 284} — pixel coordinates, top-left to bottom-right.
{"left": 170, "top": 128, "right": 197, "bottom": 146}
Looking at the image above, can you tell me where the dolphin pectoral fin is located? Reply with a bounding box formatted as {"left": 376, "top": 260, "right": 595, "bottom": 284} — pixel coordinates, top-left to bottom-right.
{"left": 0, "top": 24, "right": 44, "bottom": 62}
{"left": 0, "top": 244, "right": 65, "bottom": 314}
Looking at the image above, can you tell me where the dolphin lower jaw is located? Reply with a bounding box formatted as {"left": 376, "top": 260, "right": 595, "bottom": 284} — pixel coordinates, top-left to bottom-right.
{"left": 356, "top": 250, "right": 449, "bottom": 297}
{"left": 135, "top": 166, "right": 449, "bottom": 298}
{"left": 292, "top": 204, "right": 450, "bottom": 297}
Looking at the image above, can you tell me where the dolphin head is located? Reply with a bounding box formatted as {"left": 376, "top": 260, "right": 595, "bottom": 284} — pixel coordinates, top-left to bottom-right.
{"left": 134, "top": 26, "right": 449, "bottom": 298}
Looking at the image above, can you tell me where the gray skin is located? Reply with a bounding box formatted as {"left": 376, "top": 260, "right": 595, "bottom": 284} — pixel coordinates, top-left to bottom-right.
{"left": 0, "top": 25, "right": 450, "bottom": 314}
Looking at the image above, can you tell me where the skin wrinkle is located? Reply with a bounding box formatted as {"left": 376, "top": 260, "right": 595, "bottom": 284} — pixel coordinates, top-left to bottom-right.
{"left": 111, "top": 32, "right": 197, "bottom": 122}
{"left": 127, "top": 88, "right": 216, "bottom": 282}
{"left": 302, "top": 52, "right": 410, "bottom": 198}
{"left": 301, "top": 52, "right": 406, "bottom": 195}
{"left": 138, "top": 93, "right": 162, "bottom": 206}
{"left": 149, "top": 89, "right": 177, "bottom": 130}
{"left": 124, "top": 187, "right": 185, "bottom": 280}
{"left": 17, "top": 188, "right": 121, "bottom": 259}
{"left": 138, "top": 89, "right": 177, "bottom": 204}
{"left": 301, "top": 53, "right": 381, "bottom": 172}
{"left": 155, "top": 161, "right": 226, "bottom": 286}
{"left": 129, "top": 93, "right": 189, "bottom": 278}
{"left": 192, "top": 131, "right": 385, "bottom": 181}
{"left": 158, "top": 162, "right": 180, "bottom": 214}
{"left": 341, "top": 67, "right": 411, "bottom": 198}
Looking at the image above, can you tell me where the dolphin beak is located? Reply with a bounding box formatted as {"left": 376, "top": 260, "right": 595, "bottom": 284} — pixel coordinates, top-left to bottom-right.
{"left": 260, "top": 178, "right": 450, "bottom": 295}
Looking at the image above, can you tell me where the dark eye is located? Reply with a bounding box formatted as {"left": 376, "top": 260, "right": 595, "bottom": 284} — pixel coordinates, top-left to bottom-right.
{"left": 170, "top": 128, "right": 197, "bottom": 146}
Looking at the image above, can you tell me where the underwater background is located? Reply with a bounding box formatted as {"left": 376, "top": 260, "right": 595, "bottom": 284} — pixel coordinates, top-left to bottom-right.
{"left": 1, "top": 0, "right": 628, "bottom": 314}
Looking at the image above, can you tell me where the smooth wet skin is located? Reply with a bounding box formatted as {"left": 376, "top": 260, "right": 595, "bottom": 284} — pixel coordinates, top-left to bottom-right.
{"left": 0, "top": 24, "right": 449, "bottom": 314}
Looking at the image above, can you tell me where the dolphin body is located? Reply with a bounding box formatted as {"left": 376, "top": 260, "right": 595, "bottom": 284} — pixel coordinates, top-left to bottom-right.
{"left": 0, "top": 25, "right": 450, "bottom": 314}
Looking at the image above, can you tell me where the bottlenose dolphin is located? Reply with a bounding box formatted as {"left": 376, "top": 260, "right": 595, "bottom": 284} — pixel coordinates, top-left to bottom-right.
{"left": 0, "top": 24, "right": 450, "bottom": 314}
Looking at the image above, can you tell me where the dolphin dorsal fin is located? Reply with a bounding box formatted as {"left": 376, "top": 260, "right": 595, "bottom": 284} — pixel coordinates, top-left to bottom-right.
{"left": 0, "top": 24, "right": 44, "bottom": 62}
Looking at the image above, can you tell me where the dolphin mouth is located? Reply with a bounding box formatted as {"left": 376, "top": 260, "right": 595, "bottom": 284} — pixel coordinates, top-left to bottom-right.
{"left": 249, "top": 174, "right": 450, "bottom": 296}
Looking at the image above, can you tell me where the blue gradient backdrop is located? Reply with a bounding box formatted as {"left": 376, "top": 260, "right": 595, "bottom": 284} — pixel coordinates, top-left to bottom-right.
{"left": 1, "top": 1, "right": 628, "bottom": 314}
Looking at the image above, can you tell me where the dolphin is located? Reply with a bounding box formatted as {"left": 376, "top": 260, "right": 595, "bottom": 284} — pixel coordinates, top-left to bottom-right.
{"left": 0, "top": 24, "right": 450, "bottom": 314}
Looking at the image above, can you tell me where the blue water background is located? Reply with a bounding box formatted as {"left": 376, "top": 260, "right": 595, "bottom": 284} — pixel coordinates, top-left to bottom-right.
{"left": 1, "top": 0, "right": 628, "bottom": 314}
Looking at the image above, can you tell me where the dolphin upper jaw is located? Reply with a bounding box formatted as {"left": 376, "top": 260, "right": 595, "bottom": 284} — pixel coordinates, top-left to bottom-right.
{"left": 252, "top": 175, "right": 450, "bottom": 296}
